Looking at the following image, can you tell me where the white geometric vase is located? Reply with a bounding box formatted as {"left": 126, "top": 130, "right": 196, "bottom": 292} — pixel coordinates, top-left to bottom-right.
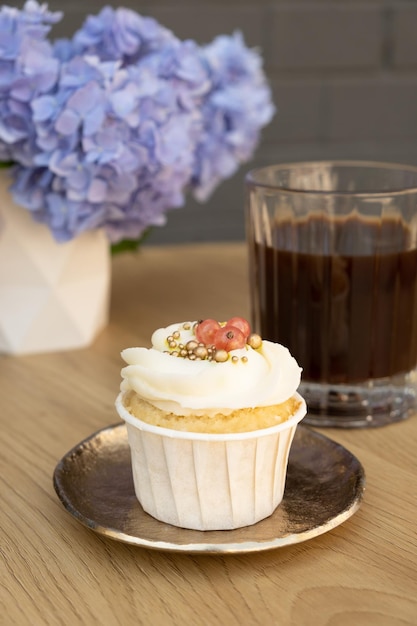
{"left": 0, "top": 170, "right": 111, "bottom": 355}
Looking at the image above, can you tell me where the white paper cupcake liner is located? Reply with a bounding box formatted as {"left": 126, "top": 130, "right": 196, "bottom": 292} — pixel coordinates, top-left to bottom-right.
{"left": 115, "top": 392, "right": 306, "bottom": 531}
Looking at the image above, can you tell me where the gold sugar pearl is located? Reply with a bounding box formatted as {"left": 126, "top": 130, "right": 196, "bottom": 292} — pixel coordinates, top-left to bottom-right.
{"left": 241, "top": 356, "right": 248, "bottom": 363}
{"left": 194, "top": 346, "right": 208, "bottom": 359}
{"left": 183, "top": 323, "right": 191, "bottom": 330}
{"left": 248, "top": 333, "right": 262, "bottom": 349}
{"left": 186, "top": 340, "right": 199, "bottom": 351}
{"left": 168, "top": 340, "right": 177, "bottom": 349}
{"left": 167, "top": 335, "right": 173, "bottom": 342}
{"left": 214, "top": 349, "right": 228, "bottom": 363}
{"left": 231, "top": 356, "right": 239, "bottom": 363}
{"left": 180, "top": 349, "right": 188, "bottom": 357}
{"left": 170, "top": 351, "right": 179, "bottom": 357}
{"left": 189, "top": 353, "right": 196, "bottom": 360}
{"left": 173, "top": 331, "right": 180, "bottom": 339}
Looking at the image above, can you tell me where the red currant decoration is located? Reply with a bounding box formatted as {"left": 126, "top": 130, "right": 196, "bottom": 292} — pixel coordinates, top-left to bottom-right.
{"left": 213, "top": 326, "right": 246, "bottom": 351}
{"left": 225, "top": 316, "right": 251, "bottom": 339}
{"left": 195, "top": 319, "right": 221, "bottom": 344}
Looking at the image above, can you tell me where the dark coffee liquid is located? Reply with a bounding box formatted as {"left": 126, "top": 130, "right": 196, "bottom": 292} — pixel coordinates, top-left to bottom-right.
{"left": 251, "top": 216, "right": 417, "bottom": 384}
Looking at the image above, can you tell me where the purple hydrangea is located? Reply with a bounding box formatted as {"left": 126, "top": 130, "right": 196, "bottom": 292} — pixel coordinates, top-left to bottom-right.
{"left": 72, "top": 5, "right": 175, "bottom": 66}
{"left": 11, "top": 46, "right": 207, "bottom": 243}
{"left": 0, "top": 3, "right": 275, "bottom": 245}
{"left": 0, "top": 1, "right": 62, "bottom": 163}
{"left": 191, "top": 32, "right": 275, "bottom": 201}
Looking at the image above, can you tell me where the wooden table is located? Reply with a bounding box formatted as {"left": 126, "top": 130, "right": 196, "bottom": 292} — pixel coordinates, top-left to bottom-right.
{"left": 1, "top": 242, "right": 416, "bottom": 626}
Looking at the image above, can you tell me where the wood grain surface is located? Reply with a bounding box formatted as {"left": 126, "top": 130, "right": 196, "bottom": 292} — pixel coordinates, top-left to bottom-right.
{"left": 1, "top": 243, "right": 416, "bottom": 626}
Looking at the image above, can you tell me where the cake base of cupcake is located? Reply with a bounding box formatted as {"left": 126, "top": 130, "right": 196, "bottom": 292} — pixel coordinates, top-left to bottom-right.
{"left": 116, "top": 392, "right": 307, "bottom": 531}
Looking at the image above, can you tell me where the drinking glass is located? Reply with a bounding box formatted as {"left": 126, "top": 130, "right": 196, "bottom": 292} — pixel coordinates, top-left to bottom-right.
{"left": 246, "top": 161, "right": 417, "bottom": 427}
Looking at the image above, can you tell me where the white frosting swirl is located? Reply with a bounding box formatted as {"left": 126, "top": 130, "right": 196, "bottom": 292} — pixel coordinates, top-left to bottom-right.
{"left": 120, "top": 321, "right": 302, "bottom": 416}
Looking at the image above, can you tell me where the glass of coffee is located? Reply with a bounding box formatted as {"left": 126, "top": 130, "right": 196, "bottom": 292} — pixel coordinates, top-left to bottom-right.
{"left": 246, "top": 161, "right": 417, "bottom": 427}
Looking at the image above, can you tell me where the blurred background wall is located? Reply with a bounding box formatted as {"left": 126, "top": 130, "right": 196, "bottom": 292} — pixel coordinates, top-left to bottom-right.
{"left": 7, "top": 0, "right": 417, "bottom": 243}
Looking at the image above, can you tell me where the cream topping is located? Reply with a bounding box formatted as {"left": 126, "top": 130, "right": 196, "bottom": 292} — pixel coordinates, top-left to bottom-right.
{"left": 120, "top": 321, "right": 302, "bottom": 416}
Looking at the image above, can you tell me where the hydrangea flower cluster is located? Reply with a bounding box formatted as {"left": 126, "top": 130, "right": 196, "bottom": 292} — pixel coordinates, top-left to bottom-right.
{"left": 0, "top": 2, "right": 275, "bottom": 246}
{"left": 0, "top": 1, "right": 61, "bottom": 164}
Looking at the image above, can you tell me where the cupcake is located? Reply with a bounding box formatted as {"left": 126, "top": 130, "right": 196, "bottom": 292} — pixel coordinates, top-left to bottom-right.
{"left": 115, "top": 317, "right": 306, "bottom": 531}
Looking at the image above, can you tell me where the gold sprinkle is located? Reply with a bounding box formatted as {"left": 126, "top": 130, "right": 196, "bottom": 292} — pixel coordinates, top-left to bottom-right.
{"left": 173, "top": 331, "right": 180, "bottom": 339}
{"left": 180, "top": 349, "right": 187, "bottom": 357}
{"left": 183, "top": 322, "right": 191, "bottom": 330}
{"left": 169, "top": 340, "right": 177, "bottom": 349}
{"left": 248, "top": 333, "right": 262, "bottom": 349}
{"left": 241, "top": 356, "right": 248, "bottom": 363}
{"left": 167, "top": 335, "right": 173, "bottom": 342}
{"left": 214, "top": 349, "right": 228, "bottom": 363}
{"left": 194, "top": 346, "right": 208, "bottom": 359}
{"left": 189, "top": 354, "right": 196, "bottom": 360}
{"left": 170, "top": 351, "right": 179, "bottom": 357}
{"left": 231, "top": 356, "right": 239, "bottom": 363}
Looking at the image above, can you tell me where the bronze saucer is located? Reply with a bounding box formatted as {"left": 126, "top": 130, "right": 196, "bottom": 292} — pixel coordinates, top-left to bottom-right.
{"left": 53, "top": 423, "right": 365, "bottom": 554}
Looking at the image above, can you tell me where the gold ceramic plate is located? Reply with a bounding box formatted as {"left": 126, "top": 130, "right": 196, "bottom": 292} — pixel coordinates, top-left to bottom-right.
{"left": 53, "top": 424, "right": 365, "bottom": 554}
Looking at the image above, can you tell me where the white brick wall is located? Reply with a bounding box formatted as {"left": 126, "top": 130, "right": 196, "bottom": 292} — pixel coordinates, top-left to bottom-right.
{"left": 4, "top": 0, "right": 417, "bottom": 243}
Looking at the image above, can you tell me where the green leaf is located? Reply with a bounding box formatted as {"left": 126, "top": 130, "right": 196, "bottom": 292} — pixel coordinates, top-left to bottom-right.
{"left": 110, "top": 227, "right": 152, "bottom": 255}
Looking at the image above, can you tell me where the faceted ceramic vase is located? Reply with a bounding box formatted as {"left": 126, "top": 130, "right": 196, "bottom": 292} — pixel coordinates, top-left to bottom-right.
{"left": 0, "top": 171, "right": 111, "bottom": 355}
